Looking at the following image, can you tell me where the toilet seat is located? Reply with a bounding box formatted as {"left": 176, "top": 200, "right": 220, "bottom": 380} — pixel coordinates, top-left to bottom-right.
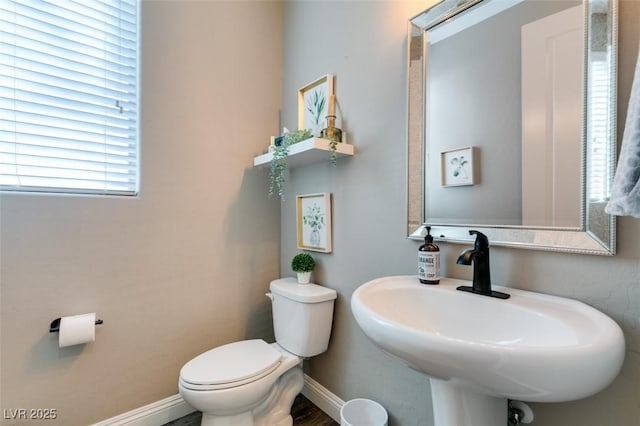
{"left": 179, "top": 339, "right": 282, "bottom": 391}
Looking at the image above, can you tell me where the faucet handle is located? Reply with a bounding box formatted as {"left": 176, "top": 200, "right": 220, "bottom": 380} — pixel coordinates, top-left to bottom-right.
{"left": 469, "top": 230, "right": 489, "bottom": 250}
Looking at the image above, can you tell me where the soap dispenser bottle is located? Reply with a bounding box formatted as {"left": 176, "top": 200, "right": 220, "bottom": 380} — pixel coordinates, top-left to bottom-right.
{"left": 418, "top": 226, "right": 440, "bottom": 284}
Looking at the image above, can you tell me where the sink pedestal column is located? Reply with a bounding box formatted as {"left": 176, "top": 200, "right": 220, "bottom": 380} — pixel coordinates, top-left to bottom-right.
{"left": 430, "top": 379, "right": 507, "bottom": 426}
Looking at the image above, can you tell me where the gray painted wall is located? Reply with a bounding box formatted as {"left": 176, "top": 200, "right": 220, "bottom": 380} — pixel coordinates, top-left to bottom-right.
{"left": 282, "top": 1, "right": 640, "bottom": 425}
{"left": 0, "top": 2, "right": 282, "bottom": 424}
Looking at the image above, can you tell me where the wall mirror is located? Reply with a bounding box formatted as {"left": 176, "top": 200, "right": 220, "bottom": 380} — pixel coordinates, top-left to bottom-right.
{"left": 407, "top": 0, "right": 618, "bottom": 255}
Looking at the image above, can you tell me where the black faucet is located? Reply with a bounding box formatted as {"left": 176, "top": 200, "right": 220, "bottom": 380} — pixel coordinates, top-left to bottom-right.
{"left": 456, "top": 230, "right": 510, "bottom": 299}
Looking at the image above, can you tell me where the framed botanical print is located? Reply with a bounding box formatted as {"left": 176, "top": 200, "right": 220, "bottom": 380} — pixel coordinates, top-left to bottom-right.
{"left": 296, "top": 193, "right": 332, "bottom": 253}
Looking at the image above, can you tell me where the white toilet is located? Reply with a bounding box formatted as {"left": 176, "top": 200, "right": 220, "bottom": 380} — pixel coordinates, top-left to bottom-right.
{"left": 178, "top": 277, "right": 337, "bottom": 426}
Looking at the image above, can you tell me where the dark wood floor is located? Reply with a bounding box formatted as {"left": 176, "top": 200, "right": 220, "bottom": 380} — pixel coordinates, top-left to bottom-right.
{"left": 291, "top": 394, "right": 338, "bottom": 426}
{"left": 163, "top": 394, "right": 337, "bottom": 426}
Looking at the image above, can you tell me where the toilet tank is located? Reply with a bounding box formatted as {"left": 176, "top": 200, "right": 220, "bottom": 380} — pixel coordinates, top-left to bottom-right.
{"left": 269, "top": 278, "right": 337, "bottom": 357}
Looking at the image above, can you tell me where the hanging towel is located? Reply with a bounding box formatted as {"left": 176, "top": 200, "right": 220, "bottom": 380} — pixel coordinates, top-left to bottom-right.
{"left": 606, "top": 44, "right": 640, "bottom": 217}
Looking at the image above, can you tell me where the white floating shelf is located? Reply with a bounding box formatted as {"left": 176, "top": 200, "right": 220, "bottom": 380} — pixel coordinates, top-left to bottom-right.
{"left": 253, "top": 137, "right": 355, "bottom": 168}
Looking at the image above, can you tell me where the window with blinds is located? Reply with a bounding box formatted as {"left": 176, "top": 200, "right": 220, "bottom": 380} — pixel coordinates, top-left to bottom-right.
{"left": 0, "top": 0, "right": 139, "bottom": 196}
{"left": 588, "top": 53, "right": 612, "bottom": 202}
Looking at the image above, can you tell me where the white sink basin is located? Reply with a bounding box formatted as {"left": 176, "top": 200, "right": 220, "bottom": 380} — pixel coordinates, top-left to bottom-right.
{"left": 351, "top": 276, "right": 625, "bottom": 425}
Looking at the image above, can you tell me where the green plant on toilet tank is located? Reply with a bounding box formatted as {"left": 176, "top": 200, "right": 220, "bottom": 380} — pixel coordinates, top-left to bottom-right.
{"left": 291, "top": 252, "right": 315, "bottom": 284}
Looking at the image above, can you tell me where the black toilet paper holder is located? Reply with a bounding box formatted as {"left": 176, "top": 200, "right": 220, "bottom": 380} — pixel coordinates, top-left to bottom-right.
{"left": 49, "top": 318, "right": 103, "bottom": 333}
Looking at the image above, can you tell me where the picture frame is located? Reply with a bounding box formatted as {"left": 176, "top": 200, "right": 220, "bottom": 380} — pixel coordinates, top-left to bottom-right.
{"left": 298, "top": 75, "right": 334, "bottom": 137}
{"left": 296, "top": 193, "right": 332, "bottom": 253}
{"left": 441, "top": 146, "right": 475, "bottom": 186}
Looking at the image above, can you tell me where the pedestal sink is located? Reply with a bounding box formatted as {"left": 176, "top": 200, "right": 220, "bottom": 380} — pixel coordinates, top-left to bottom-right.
{"left": 351, "top": 276, "right": 625, "bottom": 426}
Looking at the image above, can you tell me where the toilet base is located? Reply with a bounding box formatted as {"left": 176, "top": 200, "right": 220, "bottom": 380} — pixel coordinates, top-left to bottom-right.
{"left": 200, "top": 366, "right": 304, "bottom": 426}
{"left": 201, "top": 412, "right": 252, "bottom": 426}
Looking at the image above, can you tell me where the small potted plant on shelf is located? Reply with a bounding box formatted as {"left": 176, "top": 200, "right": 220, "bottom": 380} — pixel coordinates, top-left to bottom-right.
{"left": 291, "top": 252, "right": 316, "bottom": 284}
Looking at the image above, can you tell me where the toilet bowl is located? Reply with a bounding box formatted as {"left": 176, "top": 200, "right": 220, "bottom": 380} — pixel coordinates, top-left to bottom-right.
{"left": 178, "top": 278, "right": 337, "bottom": 426}
{"left": 179, "top": 340, "right": 303, "bottom": 426}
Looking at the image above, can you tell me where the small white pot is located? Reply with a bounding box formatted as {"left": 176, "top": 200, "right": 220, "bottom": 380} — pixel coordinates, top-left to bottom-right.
{"left": 296, "top": 271, "right": 311, "bottom": 284}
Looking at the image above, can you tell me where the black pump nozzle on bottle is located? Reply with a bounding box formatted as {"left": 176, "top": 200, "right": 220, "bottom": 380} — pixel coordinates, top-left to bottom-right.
{"left": 424, "top": 226, "right": 434, "bottom": 244}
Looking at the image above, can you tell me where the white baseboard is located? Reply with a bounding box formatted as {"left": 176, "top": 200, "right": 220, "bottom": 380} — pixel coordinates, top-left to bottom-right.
{"left": 301, "top": 374, "right": 345, "bottom": 422}
{"left": 92, "top": 375, "right": 343, "bottom": 426}
{"left": 91, "top": 394, "right": 195, "bottom": 426}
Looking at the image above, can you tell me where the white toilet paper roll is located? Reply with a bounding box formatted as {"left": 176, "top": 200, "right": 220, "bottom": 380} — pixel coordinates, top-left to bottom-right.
{"left": 58, "top": 313, "right": 96, "bottom": 348}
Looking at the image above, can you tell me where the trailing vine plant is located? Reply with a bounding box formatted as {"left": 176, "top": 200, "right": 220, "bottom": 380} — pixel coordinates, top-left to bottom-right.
{"left": 269, "top": 144, "right": 288, "bottom": 199}
{"left": 269, "top": 129, "right": 312, "bottom": 199}
{"left": 329, "top": 140, "right": 338, "bottom": 166}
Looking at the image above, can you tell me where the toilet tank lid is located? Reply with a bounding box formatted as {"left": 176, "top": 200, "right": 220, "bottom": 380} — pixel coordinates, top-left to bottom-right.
{"left": 270, "top": 278, "right": 337, "bottom": 303}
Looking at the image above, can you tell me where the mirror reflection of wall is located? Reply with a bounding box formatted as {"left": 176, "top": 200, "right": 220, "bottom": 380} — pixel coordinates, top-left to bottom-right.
{"left": 425, "top": 0, "right": 582, "bottom": 227}
{"left": 407, "top": 0, "right": 617, "bottom": 255}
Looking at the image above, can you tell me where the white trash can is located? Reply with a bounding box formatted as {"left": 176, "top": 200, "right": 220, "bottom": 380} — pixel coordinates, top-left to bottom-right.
{"left": 340, "top": 398, "right": 388, "bottom": 426}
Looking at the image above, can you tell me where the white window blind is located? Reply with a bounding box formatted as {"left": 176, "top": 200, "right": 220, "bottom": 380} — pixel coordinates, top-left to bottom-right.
{"left": 0, "top": 0, "right": 139, "bottom": 195}
{"left": 588, "top": 53, "right": 612, "bottom": 202}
